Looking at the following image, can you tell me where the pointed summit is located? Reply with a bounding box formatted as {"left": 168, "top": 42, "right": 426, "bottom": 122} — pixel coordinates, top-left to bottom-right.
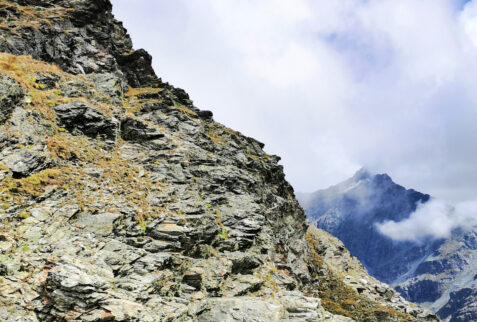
{"left": 300, "top": 170, "right": 430, "bottom": 282}
{"left": 352, "top": 167, "right": 372, "bottom": 182}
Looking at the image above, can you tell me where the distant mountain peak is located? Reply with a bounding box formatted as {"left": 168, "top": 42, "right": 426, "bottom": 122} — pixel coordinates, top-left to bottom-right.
{"left": 352, "top": 167, "right": 373, "bottom": 181}
{"left": 301, "top": 170, "right": 477, "bottom": 321}
{"left": 351, "top": 167, "right": 395, "bottom": 185}
{"left": 301, "top": 170, "right": 431, "bottom": 280}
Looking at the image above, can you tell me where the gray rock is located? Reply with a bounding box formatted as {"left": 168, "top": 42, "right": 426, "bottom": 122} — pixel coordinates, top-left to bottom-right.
{"left": 29, "top": 206, "right": 52, "bottom": 222}
{"left": 196, "top": 298, "right": 284, "bottom": 322}
{"left": 75, "top": 213, "right": 121, "bottom": 236}
{"left": 33, "top": 72, "right": 60, "bottom": 90}
{"left": 54, "top": 101, "right": 118, "bottom": 140}
{"left": 281, "top": 291, "right": 320, "bottom": 321}
{"left": 221, "top": 274, "right": 264, "bottom": 296}
{"left": 60, "top": 79, "right": 95, "bottom": 98}
{"left": 88, "top": 72, "right": 125, "bottom": 105}
{"left": 117, "top": 49, "right": 161, "bottom": 88}
{"left": 45, "top": 263, "right": 109, "bottom": 313}
{"left": 2, "top": 149, "right": 46, "bottom": 178}
{"left": 100, "top": 239, "right": 143, "bottom": 271}
{"left": 120, "top": 117, "right": 164, "bottom": 141}
{"left": 182, "top": 257, "right": 232, "bottom": 292}
{"left": 101, "top": 299, "right": 144, "bottom": 321}
{"left": 130, "top": 253, "right": 172, "bottom": 274}
{"left": 229, "top": 252, "right": 262, "bottom": 274}
{"left": 197, "top": 110, "right": 214, "bottom": 120}
{"left": 84, "top": 167, "right": 104, "bottom": 178}
{"left": 147, "top": 215, "right": 221, "bottom": 251}
{"left": 0, "top": 74, "right": 24, "bottom": 124}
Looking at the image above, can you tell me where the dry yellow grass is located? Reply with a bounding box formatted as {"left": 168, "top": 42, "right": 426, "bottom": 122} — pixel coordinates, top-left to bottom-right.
{"left": 124, "top": 86, "right": 163, "bottom": 98}
{"left": 0, "top": 53, "right": 117, "bottom": 122}
{"left": 304, "top": 231, "right": 414, "bottom": 321}
{"left": 0, "top": 0, "right": 72, "bottom": 30}
{"left": 0, "top": 52, "right": 169, "bottom": 227}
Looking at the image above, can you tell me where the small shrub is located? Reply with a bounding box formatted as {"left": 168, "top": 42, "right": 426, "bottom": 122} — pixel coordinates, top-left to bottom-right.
{"left": 219, "top": 229, "right": 229, "bottom": 240}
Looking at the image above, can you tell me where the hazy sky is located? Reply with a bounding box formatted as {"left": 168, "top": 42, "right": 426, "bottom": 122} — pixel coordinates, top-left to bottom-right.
{"left": 112, "top": 0, "right": 477, "bottom": 202}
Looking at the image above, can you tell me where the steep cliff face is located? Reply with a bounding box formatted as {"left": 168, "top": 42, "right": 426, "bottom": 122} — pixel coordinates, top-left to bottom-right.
{"left": 300, "top": 169, "right": 477, "bottom": 321}
{"left": 0, "top": 1, "right": 437, "bottom": 321}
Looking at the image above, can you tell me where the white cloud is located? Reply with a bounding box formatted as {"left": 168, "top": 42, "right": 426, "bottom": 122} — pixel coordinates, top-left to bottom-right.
{"left": 111, "top": 0, "right": 477, "bottom": 201}
{"left": 246, "top": 42, "right": 319, "bottom": 88}
{"left": 461, "top": 0, "right": 477, "bottom": 48}
{"left": 377, "top": 199, "right": 477, "bottom": 241}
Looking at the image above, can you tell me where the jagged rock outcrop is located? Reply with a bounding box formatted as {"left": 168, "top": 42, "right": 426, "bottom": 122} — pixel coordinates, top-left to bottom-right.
{"left": 299, "top": 169, "right": 476, "bottom": 321}
{"left": 0, "top": 0, "right": 157, "bottom": 88}
{"left": 0, "top": 1, "right": 437, "bottom": 321}
{"left": 54, "top": 101, "right": 119, "bottom": 140}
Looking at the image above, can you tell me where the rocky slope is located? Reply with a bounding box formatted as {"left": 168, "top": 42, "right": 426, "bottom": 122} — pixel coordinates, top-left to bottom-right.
{"left": 299, "top": 169, "right": 477, "bottom": 321}
{"left": 0, "top": 1, "right": 437, "bottom": 321}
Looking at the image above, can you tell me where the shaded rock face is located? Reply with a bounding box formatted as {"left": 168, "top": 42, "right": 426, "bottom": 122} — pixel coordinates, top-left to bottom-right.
{"left": 303, "top": 226, "right": 440, "bottom": 321}
{"left": 0, "top": 1, "right": 437, "bottom": 321}
{"left": 396, "top": 228, "right": 477, "bottom": 321}
{"left": 395, "top": 280, "right": 442, "bottom": 303}
{"left": 120, "top": 117, "right": 164, "bottom": 142}
{"left": 438, "top": 288, "right": 477, "bottom": 322}
{"left": 300, "top": 169, "right": 477, "bottom": 321}
{"left": 0, "top": 0, "right": 157, "bottom": 88}
{"left": 54, "top": 101, "right": 118, "bottom": 140}
{"left": 116, "top": 48, "right": 161, "bottom": 88}
{"left": 0, "top": 74, "right": 24, "bottom": 123}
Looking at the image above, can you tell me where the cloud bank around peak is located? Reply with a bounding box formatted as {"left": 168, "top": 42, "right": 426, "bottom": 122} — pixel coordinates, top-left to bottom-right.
{"left": 112, "top": 0, "right": 477, "bottom": 202}
{"left": 377, "top": 199, "right": 477, "bottom": 241}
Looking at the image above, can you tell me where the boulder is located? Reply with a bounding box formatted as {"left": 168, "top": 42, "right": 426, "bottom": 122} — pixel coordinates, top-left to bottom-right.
{"left": 2, "top": 149, "right": 46, "bottom": 178}
{"left": 33, "top": 72, "right": 60, "bottom": 90}
{"left": 120, "top": 117, "right": 164, "bottom": 141}
{"left": 45, "top": 263, "right": 109, "bottom": 314}
{"left": 196, "top": 298, "right": 283, "bottom": 322}
{"left": 54, "top": 101, "right": 118, "bottom": 140}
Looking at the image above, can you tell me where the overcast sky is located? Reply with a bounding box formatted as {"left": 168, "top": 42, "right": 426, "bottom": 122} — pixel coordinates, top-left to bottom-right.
{"left": 112, "top": 0, "right": 477, "bottom": 202}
